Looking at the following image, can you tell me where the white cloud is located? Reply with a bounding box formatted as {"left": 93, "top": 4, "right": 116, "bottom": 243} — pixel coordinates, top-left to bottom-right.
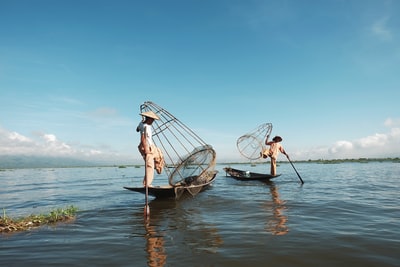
{"left": 89, "top": 107, "right": 118, "bottom": 118}
{"left": 354, "top": 133, "right": 388, "bottom": 148}
{"left": 290, "top": 118, "right": 400, "bottom": 160}
{"left": 38, "top": 133, "right": 73, "bottom": 155}
{"left": 371, "top": 16, "right": 392, "bottom": 41}
{"left": 0, "top": 126, "right": 132, "bottom": 163}
{"left": 384, "top": 117, "right": 400, "bottom": 127}
{"left": 43, "top": 134, "right": 57, "bottom": 143}
{"left": 328, "top": 140, "right": 353, "bottom": 154}
{"left": 88, "top": 149, "right": 102, "bottom": 155}
{"left": 1, "top": 117, "right": 399, "bottom": 164}
{"left": 8, "top": 131, "right": 32, "bottom": 143}
{"left": 0, "top": 128, "right": 71, "bottom": 156}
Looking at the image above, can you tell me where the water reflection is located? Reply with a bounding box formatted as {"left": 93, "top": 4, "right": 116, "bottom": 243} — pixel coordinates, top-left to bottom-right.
{"left": 143, "top": 200, "right": 172, "bottom": 267}
{"left": 144, "top": 219, "right": 167, "bottom": 267}
{"left": 263, "top": 181, "right": 289, "bottom": 235}
{"left": 141, "top": 197, "right": 223, "bottom": 266}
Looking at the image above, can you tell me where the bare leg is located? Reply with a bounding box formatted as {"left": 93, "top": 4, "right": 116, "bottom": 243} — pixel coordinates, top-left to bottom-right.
{"left": 270, "top": 157, "right": 277, "bottom": 176}
{"left": 145, "top": 152, "right": 155, "bottom": 186}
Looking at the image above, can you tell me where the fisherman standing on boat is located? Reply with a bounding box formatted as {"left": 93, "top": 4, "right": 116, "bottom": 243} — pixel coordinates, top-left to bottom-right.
{"left": 137, "top": 110, "right": 160, "bottom": 186}
{"left": 263, "top": 135, "right": 289, "bottom": 176}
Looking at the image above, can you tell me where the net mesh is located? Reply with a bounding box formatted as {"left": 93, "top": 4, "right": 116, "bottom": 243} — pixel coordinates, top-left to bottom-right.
{"left": 140, "top": 101, "right": 217, "bottom": 191}
{"left": 236, "top": 123, "right": 273, "bottom": 160}
{"left": 174, "top": 169, "right": 216, "bottom": 198}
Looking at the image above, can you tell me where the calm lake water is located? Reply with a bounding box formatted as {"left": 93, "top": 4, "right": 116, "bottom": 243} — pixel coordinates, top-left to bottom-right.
{"left": 1, "top": 162, "right": 399, "bottom": 267}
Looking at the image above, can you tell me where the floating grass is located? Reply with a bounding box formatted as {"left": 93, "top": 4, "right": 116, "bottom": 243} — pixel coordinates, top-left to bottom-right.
{"left": 0, "top": 205, "right": 78, "bottom": 233}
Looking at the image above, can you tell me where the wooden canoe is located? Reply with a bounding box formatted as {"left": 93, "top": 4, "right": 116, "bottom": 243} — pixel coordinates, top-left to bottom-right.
{"left": 223, "top": 167, "right": 280, "bottom": 181}
{"left": 124, "top": 171, "right": 217, "bottom": 199}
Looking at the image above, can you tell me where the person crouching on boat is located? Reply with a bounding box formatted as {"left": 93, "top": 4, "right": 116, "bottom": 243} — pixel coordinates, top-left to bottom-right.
{"left": 137, "top": 110, "right": 159, "bottom": 187}
{"left": 263, "top": 135, "right": 289, "bottom": 176}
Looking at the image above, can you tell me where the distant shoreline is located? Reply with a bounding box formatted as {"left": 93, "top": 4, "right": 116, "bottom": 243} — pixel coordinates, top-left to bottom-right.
{"left": 0, "top": 157, "right": 399, "bottom": 170}
{"left": 219, "top": 157, "right": 400, "bottom": 166}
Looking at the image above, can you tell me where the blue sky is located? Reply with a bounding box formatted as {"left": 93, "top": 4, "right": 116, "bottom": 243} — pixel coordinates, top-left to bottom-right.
{"left": 0, "top": 0, "right": 399, "bottom": 164}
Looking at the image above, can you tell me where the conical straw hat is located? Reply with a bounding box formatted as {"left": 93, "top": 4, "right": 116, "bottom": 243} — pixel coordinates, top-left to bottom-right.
{"left": 140, "top": 110, "right": 160, "bottom": 120}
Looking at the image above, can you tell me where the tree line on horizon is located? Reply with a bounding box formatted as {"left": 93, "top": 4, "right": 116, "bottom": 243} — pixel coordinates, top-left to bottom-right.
{"left": 0, "top": 155, "right": 399, "bottom": 169}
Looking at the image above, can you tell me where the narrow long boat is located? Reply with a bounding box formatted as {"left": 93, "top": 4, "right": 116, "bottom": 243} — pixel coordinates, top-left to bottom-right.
{"left": 223, "top": 167, "right": 280, "bottom": 181}
{"left": 124, "top": 171, "right": 217, "bottom": 199}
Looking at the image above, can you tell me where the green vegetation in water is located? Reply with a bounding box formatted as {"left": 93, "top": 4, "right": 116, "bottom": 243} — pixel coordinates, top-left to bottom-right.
{"left": 0, "top": 205, "right": 78, "bottom": 233}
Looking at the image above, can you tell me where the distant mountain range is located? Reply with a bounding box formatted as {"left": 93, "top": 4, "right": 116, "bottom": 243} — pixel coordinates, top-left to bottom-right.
{"left": 0, "top": 155, "right": 100, "bottom": 169}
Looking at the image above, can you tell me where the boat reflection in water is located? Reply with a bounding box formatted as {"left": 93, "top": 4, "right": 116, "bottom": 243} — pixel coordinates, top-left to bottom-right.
{"left": 142, "top": 198, "right": 223, "bottom": 266}
{"left": 263, "top": 182, "right": 289, "bottom": 235}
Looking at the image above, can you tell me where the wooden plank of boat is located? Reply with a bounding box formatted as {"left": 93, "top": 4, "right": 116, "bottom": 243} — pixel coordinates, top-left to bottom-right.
{"left": 124, "top": 185, "right": 176, "bottom": 198}
{"left": 223, "top": 167, "right": 280, "bottom": 180}
{"left": 124, "top": 172, "right": 217, "bottom": 199}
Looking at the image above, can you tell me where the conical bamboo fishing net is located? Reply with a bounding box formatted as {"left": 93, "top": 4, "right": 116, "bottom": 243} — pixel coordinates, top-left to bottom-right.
{"left": 236, "top": 123, "right": 273, "bottom": 160}
{"left": 140, "top": 101, "right": 216, "bottom": 195}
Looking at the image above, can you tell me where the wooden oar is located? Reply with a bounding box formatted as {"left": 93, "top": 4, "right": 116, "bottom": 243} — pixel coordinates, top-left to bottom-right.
{"left": 144, "top": 178, "right": 150, "bottom": 217}
{"left": 287, "top": 156, "right": 304, "bottom": 184}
